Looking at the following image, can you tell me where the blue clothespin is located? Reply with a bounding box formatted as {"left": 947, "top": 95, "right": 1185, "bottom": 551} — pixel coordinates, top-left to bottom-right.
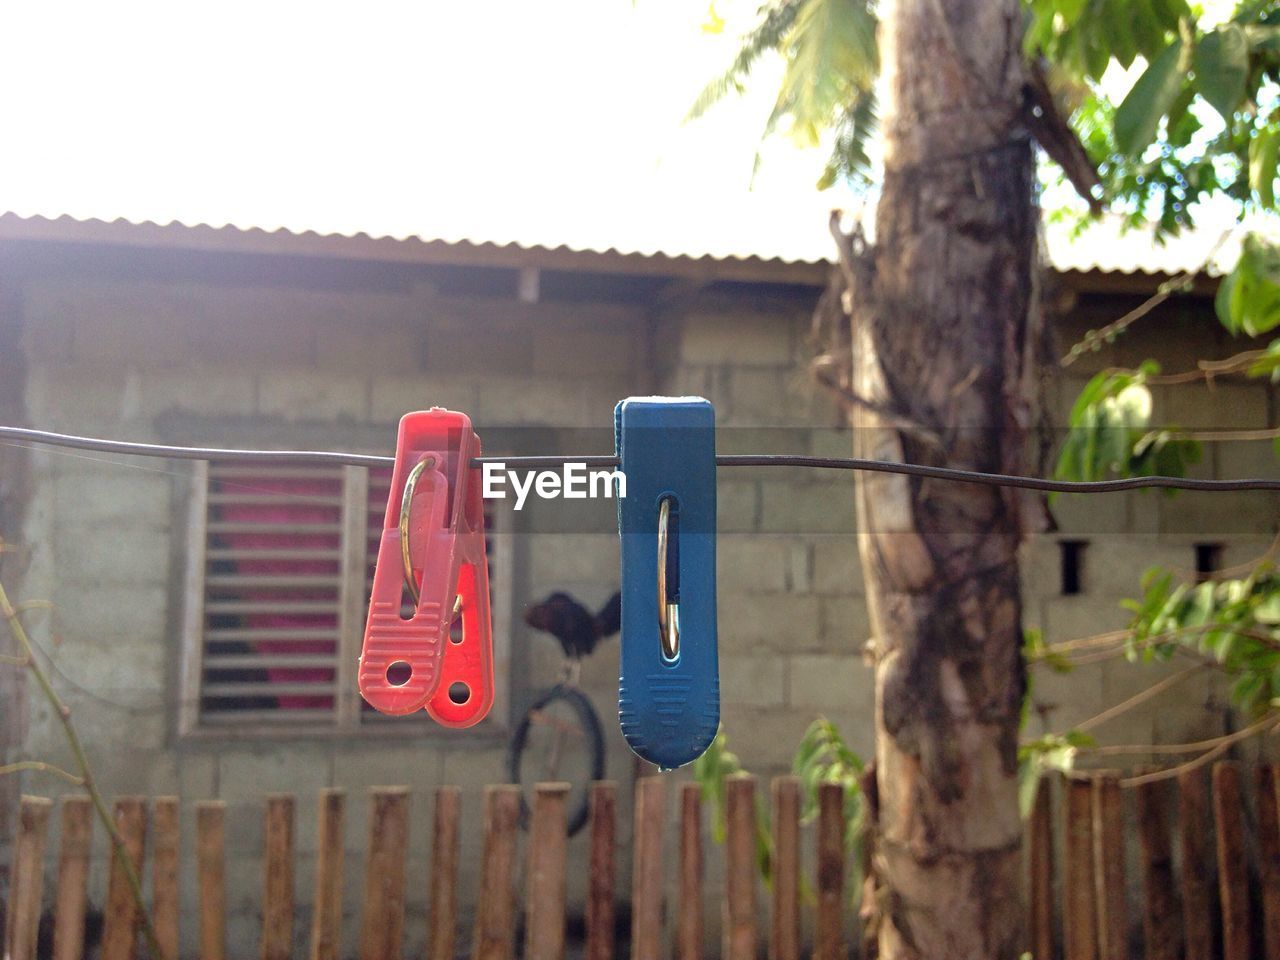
{"left": 614, "top": 396, "right": 719, "bottom": 770}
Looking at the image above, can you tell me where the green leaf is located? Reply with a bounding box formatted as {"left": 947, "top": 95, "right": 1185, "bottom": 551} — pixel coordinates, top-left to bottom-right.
{"left": 1104, "top": 0, "right": 1139, "bottom": 69}
{"left": 1218, "top": 236, "right": 1280, "bottom": 336}
{"left": 1251, "top": 129, "right": 1280, "bottom": 208}
{"left": 1195, "top": 24, "right": 1250, "bottom": 121}
{"left": 1245, "top": 339, "right": 1280, "bottom": 379}
{"left": 1115, "top": 39, "right": 1186, "bottom": 155}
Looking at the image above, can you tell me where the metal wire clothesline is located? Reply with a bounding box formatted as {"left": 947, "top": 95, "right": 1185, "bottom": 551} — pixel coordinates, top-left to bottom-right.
{"left": 2, "top": 425, "right": 1279, "bottom": 493}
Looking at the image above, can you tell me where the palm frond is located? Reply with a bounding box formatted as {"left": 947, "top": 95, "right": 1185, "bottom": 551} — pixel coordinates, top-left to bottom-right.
{"left": 686, "top": 0, "right": 805, "bottom": 122}
{"left": 818, "top": 86, "right": 879, "bottom": 188}
{"left": 778, "top": 0, "right": 878, "bottom": 146}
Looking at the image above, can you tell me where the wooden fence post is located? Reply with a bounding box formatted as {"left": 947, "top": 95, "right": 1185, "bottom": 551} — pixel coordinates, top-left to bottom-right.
{"left": 1092, "top": 773, "right": 1126, "bottom": 960}
{"left": 630, "top": 776, "right": 666, "bottom": 960}
{"left": 51, "top": 795, "right": 92, "bottom": 960}
{"left": 1213, "top": 762, "right": 1251, "bottom": 960}
{"left": 1028, "top": 777, "right": 1054, "bottom": 960}
{"left": 1256, "top": 764, "right": 1280, "bottom": 960}
{"left": 472, "top": 784, "right": 520, "bottom": 960}
{"left": 585, "top": 782, "right": 617, "bottom": 960}
{"left": 428, "top": 786, "right": 462, "bottom": 960}
{"left": 1136, "top": 776, "right": 1180, "bottom": 960}
{"left": 262, "top": 794, "right": 296, "bottom": 960}
{"left": 196, "top": 801, "right": 227, "bottom": 960}
{"left": 359, "top": 787, "right": 410, "bottom": 960}
{"left": 1064, "top": 776, "right": 1098, "bottom": 960}
{"left": 525, "top": 783, "right": 570, "bottom": 960}
{"left": 677, "top": 783, "right": 704, "bottom": 960}
{"left": 723, "top": 774, "right": 757, "bottom": 960}
{"left": 6, "top": 795, "right": 52, "bottom": 960}
{"left": 151, "top": 796, "right": 180, "bottom": 960}
{"left": 101, "top": 797, "right": 148, "bottom": 960}
{"left": 770, "top": 777, "right": 800, "bottom": 960}
{"left": 1178, "top": 768, "right": 1214, "bottom": 960}
{"left": 310, "top": 789, "right": 346, "bottom": 960}
{"left": 815, "top": 782, "right": 846, "bottom": 960}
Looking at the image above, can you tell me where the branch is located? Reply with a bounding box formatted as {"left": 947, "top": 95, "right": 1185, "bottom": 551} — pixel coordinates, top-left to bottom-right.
{"left": 1074, "top": 663, "right": 1207, "bottom": 733}
{"left": 0, "top": 577, "right": 163, "bottom": 959}
{"left": 1082, "top": 718, "right": 1280, "bottom": 756}
{"left": 1119, "top": 713, "right": 1280, "bottom": 787}
{"left": 1060, "top": 229, "right": 1233, "bottom": 367}
{"left": 0, "top": 760, "right": 84, "bottom": 785}
{"left": 1180, "top": 425, "right": 1280, "bottom": 442}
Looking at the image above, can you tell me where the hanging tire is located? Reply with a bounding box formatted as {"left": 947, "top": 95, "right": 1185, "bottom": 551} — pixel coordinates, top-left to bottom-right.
{"left": 506, "top": 685, "right": 605, "bottom": 837}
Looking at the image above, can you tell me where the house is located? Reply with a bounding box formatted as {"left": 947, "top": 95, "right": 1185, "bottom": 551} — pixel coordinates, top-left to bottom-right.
{"left": 0, "top": 211, "right": 1274, "bottom": 954}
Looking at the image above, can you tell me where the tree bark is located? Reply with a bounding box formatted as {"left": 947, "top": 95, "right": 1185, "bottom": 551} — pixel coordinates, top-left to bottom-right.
{"left": 851, "top": 1, "right": 1035, "bottom": 958}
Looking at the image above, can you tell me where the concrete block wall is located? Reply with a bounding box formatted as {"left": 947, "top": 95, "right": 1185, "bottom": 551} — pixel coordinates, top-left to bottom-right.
{"left": 12, "top": 269, "right": 652, "bottom": 957}
{"left": 7, "top": 266, "right": 1277, "bottom": 957}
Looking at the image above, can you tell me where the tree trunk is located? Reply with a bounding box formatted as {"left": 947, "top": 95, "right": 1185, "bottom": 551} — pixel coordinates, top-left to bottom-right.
{"left": 851, "top": 1, "right": 1034, "bottom": 958}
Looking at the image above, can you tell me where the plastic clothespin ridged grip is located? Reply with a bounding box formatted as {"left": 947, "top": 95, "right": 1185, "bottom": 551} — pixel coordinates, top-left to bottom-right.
{"left": 615, "top": 396, "right": 719, "bottom": 769}
{"left": 359, "top": 408, "right": 494, "bottom": 728}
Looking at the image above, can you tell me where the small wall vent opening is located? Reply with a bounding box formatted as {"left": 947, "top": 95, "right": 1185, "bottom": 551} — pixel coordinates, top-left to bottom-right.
{"left": 1059, "top": 540, "right": 1088, "bottom": 596}
{"left": 1194, "top": 543, "right": 1224, "bottom": 582}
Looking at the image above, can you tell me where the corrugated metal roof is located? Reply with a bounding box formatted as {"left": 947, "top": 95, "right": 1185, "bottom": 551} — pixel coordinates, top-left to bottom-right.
{"left": 0, "top": 208, "right": 1251, "bottom": 282}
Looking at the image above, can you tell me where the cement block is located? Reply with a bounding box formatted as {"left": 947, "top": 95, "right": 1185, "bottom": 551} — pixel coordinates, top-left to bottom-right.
{"left": 1042, "top": 594, "right": 1131, "bottom": 644}
{"left": 718, "top": 591, "right": 821, "bottom": 653}
{"left": 527, "top": 534, "right": 620, "bottom": 584}
{"left": 257, "top": 371, "right": 370, "bottom": 421}
{"left": 218, "top": 746, "right": 335, "bottom": 807}
{"left": 819, "top": 596, "right": 871, "bottom": 651}
{"left": 25, "top": 363, "right": 129, "bottom": 429}
{"left": 788, "top": 541, "right": 813, "bottom": 593}
{"left": 52, "top": 470, "right": 171, "bottom": 526}
{"left": 665, "top": 365, "right": 715, "bottom": 399}
{"left": 1165, "top": 381, "right": 1270, "bottom": 430}
{"left": 1050, "top": 489, "right": 1129, "bottom": 537}
{"left": 681, "top": 311, "right": 795, "bottom": 367}
{"left": 368, "top": 373, "right": 480, "bottom": 422}
{"left": 1083, "top": 537, "right": 1193, "bottom": 597}
{"left": 721, "top": 654, "right": 787, "bottom": 708}
{"left": 1159, "top": 489, "right": 1278, "bottom": 536}
{"left": 474, "top": 377, "right": 594, "bottom": 427}
{"left": 812, "top": 538, "right": 863, "bottom": 595}
{"left": 809, "top": 427, "right": 855, "bottom": 459}
{"left": 52, "top": 524, "right": 170, "bottom": 586}
{"left": 725, "top": 368, "right": 811, "bottom": 426}
{"left": 130, "top": 368, "right": 257, "bottom": 418}
{"left": 46, "top": 582, "right": 168, "bottom": 642}
{"left": 1024, "top": 660, "right": 1107, "bottom": 734}
{"left": 68, "top": 292, "right": 194, "bottom": 366}
{"left": 787, "top": 654, "right": 874, "bottom": 713}
{"left": 427, "top": 322, "right": 534, "bottom": 376}
{"left": 718, "top": 537, "right": 791, "bottom": 593}
{"left": 717, "top": 480, "right": 759, "bottom": 534}
{"left": 759, "top": 480, "right": 856, "bottom": 534}
{"left": 718, "top": 706, "right": 827, "bottom": 770}
{"left": 533, "top": 328, "right": 637, "bottom": 378}
{"left": 317, "top": 321, "right": 425, "bottom": 374}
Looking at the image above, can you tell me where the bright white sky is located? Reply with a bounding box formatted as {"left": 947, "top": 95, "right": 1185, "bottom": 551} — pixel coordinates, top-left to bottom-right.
{"left": 0, "top": 0, "right": 861, "bottom": 260}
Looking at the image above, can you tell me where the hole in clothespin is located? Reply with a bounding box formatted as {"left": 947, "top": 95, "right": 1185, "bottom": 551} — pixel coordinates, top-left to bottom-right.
{"left": 448, "top": 681, "right": 471, "bottom": 704}
{"left": 386, "top": 661, "right": 412, "bottom": 686}
{"left": 657, "top": 496, "right": 680, "bottom": 662}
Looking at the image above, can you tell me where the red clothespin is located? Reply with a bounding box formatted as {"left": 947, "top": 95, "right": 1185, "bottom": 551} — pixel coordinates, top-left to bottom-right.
{"left": 359, "top": 408, "right": 493, "bottom": 728}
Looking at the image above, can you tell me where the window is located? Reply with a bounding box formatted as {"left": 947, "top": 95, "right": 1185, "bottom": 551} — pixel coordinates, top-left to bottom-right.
{"left": 1194, "top": 542, "right": 1223, "bottom": 582}
{"left": 1059, "top": 539, "right": 1087, "bottom": 596}
{"left": 179, "top": 460, "right": 511, "bottom": 735}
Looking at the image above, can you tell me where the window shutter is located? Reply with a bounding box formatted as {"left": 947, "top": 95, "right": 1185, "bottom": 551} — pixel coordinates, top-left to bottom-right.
{"left": 183, "top": 460, "right": 510, "bottom": 733}
{"left": 198, "top": 463, "right": 346, "bottom": 726}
